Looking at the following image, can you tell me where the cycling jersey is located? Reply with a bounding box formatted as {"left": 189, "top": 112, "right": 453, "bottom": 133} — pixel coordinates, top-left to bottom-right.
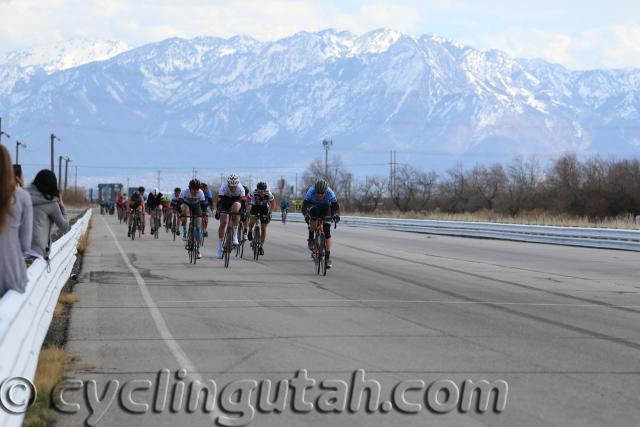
{"left": 249, "top": 189, "right": 274, "bottom": 206}
{"left": 280, "top": 200, "right": 289, "bottom": 210}
{"left": 304, "top": 186, "right": 337, "bottom": 207}
{"left": 179, "top": 188, "right": 205, "bottom": 206}
{"left": 201, "top": 190, "right": 213, "bottom": 209}
{"left": 116, "top": 196, "right": 126, "bottom": 207}
{"left": 147, "top": 193, "right": 164, "bottom": 210}
{"left": 169, "top": 194, "right": 181, "bottom": 206}
{"left": 218, "top": 182, "right": 245, "bottom": 198}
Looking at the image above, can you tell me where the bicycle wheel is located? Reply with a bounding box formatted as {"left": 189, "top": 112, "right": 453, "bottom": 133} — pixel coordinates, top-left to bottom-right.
{"left": 253, "top": 225, "right": 261, "bottom": 260}
{"left": 172, "top": 215, "right": 177, "bottom": 241}
{"left": 224, "top": 226, "right": 232, "bottom": 268}
{"left": 319, "top": 234, "right": 327, "bottom": 276}
{"left": 131, "top": 221, "right": 136, "bottom": 240}
{"left": 314, "top": 235, "right": 322, "bottom": 275}
{"left": 191, "top": 223, "right": 198, "bottom": 264}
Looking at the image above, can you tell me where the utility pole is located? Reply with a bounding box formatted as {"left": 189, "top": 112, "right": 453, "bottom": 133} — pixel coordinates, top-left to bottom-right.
{"left": 50, "top": 134, "right": 60, "bottom": 172}
{"left": 74, "top": 165, "right": 78, "bottom": 191}
{"left": 157, "top": 170, "right": 161, "bottom": 190}
{"left": 64, "top": 157, "right": 71, "bottom": 194}
{"left": 389, "top": 150, "right": 397, "bottom": 197}
{"left": 295, "top": 173, "right": 298, "bottom": 198}
{"left": 322, "top": 138, "right": 333, "bottom": 180}
{"left": 0, "top": 117, "right": 11, "bottom": 147}
{"left": 15, "top": 140, "right": 26, "bottom": 164}
{"left": 58, "top": 155, "right": 64, "bottom": 189}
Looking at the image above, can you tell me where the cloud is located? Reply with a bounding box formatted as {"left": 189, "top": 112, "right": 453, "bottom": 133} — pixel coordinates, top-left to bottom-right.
{"left": 480, "top": 25, "right": 640, "bottom": 70}
{"left": 0, "top": 0, "right": 638, "bottom": 69}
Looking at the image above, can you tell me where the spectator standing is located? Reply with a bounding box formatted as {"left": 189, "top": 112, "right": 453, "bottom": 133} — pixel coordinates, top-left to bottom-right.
{"left": 27, "top": 169, "right": 69, "bottom": 260}
{"left": 0, "top": 147, "right": 33, "bottom": 296}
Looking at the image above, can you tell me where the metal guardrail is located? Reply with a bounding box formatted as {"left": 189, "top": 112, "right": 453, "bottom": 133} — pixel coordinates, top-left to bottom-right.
{"left": 285, "top": 212, "right": 640, "bottom": 251}
{"left": 0, "top": 209, "right": 92, "bottom": 427}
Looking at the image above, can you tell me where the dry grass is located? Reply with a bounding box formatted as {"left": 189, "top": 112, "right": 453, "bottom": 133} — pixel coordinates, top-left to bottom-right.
{"left": 24, "top": 348, "right": 80, "bottom": 427}
{"left": 345, "top": 209, "right": 640, "bottom": 229}
{"left": 32, "top": 347, "right": 74, "bottom": 393}
{"left": 53, "top": 293, "right": 80, "bottom": 317}
{"left": 76, "top": 218, "right": 92, "bottom": 255}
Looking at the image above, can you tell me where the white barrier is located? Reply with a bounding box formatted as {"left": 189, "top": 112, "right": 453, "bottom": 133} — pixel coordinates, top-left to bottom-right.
{"left": 0, "top": 209, "right": 92, "bottom": 427}
{"left": 286, "top": 212, "right": 640, "bottom": 251}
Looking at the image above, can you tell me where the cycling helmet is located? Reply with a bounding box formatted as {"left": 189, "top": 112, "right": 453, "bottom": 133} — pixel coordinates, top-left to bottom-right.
{"left": 138, "top": 186, "right": 145, "bottom": 193}
{"left": 257, "top": 181, "right": 267, "bottom": 191}
{"left": 227, "top": 174, "right": 240, "bottom": 187}
{"left": 189, "top": 179, "right": 200, "bottom": 189}
{"left": 174, "top": 187, "right": 181, "bottom": 193}
{"left": 315, "top": 179, "right": 328, "bottom": 193}
{"left": 152, "top": 188, "right": 158, "bottom": 196}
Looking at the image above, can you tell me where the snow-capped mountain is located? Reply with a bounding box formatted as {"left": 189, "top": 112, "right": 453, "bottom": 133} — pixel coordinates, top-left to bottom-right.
{"left": 0, "top": 39, "right": 130, "bottom": 96}
{"left": 1, "top": 29, "right": 639, "bottom": 177}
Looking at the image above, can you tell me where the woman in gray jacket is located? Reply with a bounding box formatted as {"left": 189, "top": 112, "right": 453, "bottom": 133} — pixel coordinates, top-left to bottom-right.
{"left": 0, "top": 147, "right": 33, "bottom": 296}
{"left": 27, "top": 169, "right": 69, "bottom": 259}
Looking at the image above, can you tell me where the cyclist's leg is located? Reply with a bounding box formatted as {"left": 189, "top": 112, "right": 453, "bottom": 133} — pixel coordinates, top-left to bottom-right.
{"left": 247, "top": 206, "right": 257, "bottom": 240}
{"left": 260, "top": 207, "right": 270, "bottom": 246}
{"left": 230, "top": 201, "right": 241, "bottom": 244}
{"left": 180, "top": 204, "right": 190, "bottom": 237}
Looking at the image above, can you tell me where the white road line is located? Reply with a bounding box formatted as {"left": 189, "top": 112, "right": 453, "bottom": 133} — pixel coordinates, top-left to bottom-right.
{"left": 157, "top": 297, "right": 640, "bottom": 309}
{"left": 101, "top": 217, "right": 221, "bottom": 422}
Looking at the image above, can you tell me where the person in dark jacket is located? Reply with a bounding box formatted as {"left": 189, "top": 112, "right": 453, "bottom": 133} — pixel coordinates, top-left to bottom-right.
{"left": 26, "top": 169, "right": 69, "bottom": 259}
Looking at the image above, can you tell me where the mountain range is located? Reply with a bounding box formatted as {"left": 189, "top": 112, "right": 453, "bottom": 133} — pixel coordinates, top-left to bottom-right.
{"left": 1, "top": 29, "right": 639, "bottom": 181}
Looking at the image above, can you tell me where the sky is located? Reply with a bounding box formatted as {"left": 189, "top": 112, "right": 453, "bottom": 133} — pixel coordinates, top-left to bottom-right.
{"left": 0, "top": 0, "right": 639, "bottom": 70}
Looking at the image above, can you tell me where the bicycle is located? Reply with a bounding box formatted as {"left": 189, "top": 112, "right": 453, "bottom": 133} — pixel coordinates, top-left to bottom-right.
{"left": 281, "top": 208, "right": 288, "bottom": 224}
{"left": 310, "top": 216, "right": 336, "bottom": 276}
{"left": 130, "top": 209, "right": 142, "bottom": 241}
{"left": 251, "top": 215, "right": 263, "bottom": 260}
{"left": 220, "top": 212, "right": 239, "bottom": 268}
{"left": 185, "top": 213, "right": 198, "bottom": 264}
{"left": 171, "top": 209, "right": 179, "bottom": 241}
{"left": 235, "top": 220, "right": 246, "bottom": 258}
{"left": 152, "top": 207, "right": 161, "bottom": 239}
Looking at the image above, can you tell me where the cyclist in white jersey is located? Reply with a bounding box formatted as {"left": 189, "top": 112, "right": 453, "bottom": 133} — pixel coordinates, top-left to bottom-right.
{"left": 214, "top": 174, "right": 245, "bottom": 258}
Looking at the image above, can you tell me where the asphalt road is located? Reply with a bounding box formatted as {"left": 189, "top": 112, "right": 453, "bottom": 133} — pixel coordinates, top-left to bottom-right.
{"left": 59, "top": 212, "right": 640, "bottom": 427}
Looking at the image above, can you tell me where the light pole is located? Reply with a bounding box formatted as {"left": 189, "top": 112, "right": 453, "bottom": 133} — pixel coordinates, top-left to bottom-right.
{"left": 322, "top": 138, "right": 333, "bottom": 179}
{"left": 58, "top": 155, "right": 64, "bottom": 189}
{"left": 0, "top": 117, "right": 11, "bottom": 146}
{"left": 64, "top": 156, "right": 71, "bottom": 194}
{"left": 15, "top": 141, "right": 26, "bottom": 164}
{"left": 50, "top": 134, "right": 60, "bottom": 172}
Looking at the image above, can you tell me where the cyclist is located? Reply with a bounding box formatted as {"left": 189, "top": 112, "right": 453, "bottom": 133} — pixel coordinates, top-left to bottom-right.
{"left": 179, "top": 179, "right": 205, "bottom": 259}
{"left": 240, "top": 185, "right": 250, "bottom": 238}
{"left": 138, "top": 186, "right": 147, "bottom": 233}
{"left": 215, "top": 174, "right": 245, "bottom": 259}
{"left": 200, "top": 182, "right": 213, "bottom": 237}
{"left": 302, "top": 179, "right": 340, "bottom": 268}
{"left": 169, "top": 187, "right": 181, "bottom": 236}
{"left": 116, "top": 193, "right": 126, "bottom": 222}
{"left": 161, "top": 193, "right": 171, "bottom": 228}
{"left": 147, "top": 188, "right": 164, "bottom": 235}
{"left": 127, "top": 190, "right": 145, "bottom": 237}
{"left": 247, "top": 182, "right": 275, "bottom": 255}
{"left": 280, "top": 198, "right": 290, "bottom": 222}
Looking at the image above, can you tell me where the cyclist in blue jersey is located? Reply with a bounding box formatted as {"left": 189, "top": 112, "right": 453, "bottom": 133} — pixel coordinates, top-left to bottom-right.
{"left": 301, "top": 179, "right": 340, "bottom": 268}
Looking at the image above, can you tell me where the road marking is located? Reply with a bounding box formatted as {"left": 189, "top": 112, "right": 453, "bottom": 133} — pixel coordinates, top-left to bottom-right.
{"left": 157, "top": 297, "right": 640, "bottom": 309}
{"left": 101, "top": 217, "right": 221, "bottom": 422}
